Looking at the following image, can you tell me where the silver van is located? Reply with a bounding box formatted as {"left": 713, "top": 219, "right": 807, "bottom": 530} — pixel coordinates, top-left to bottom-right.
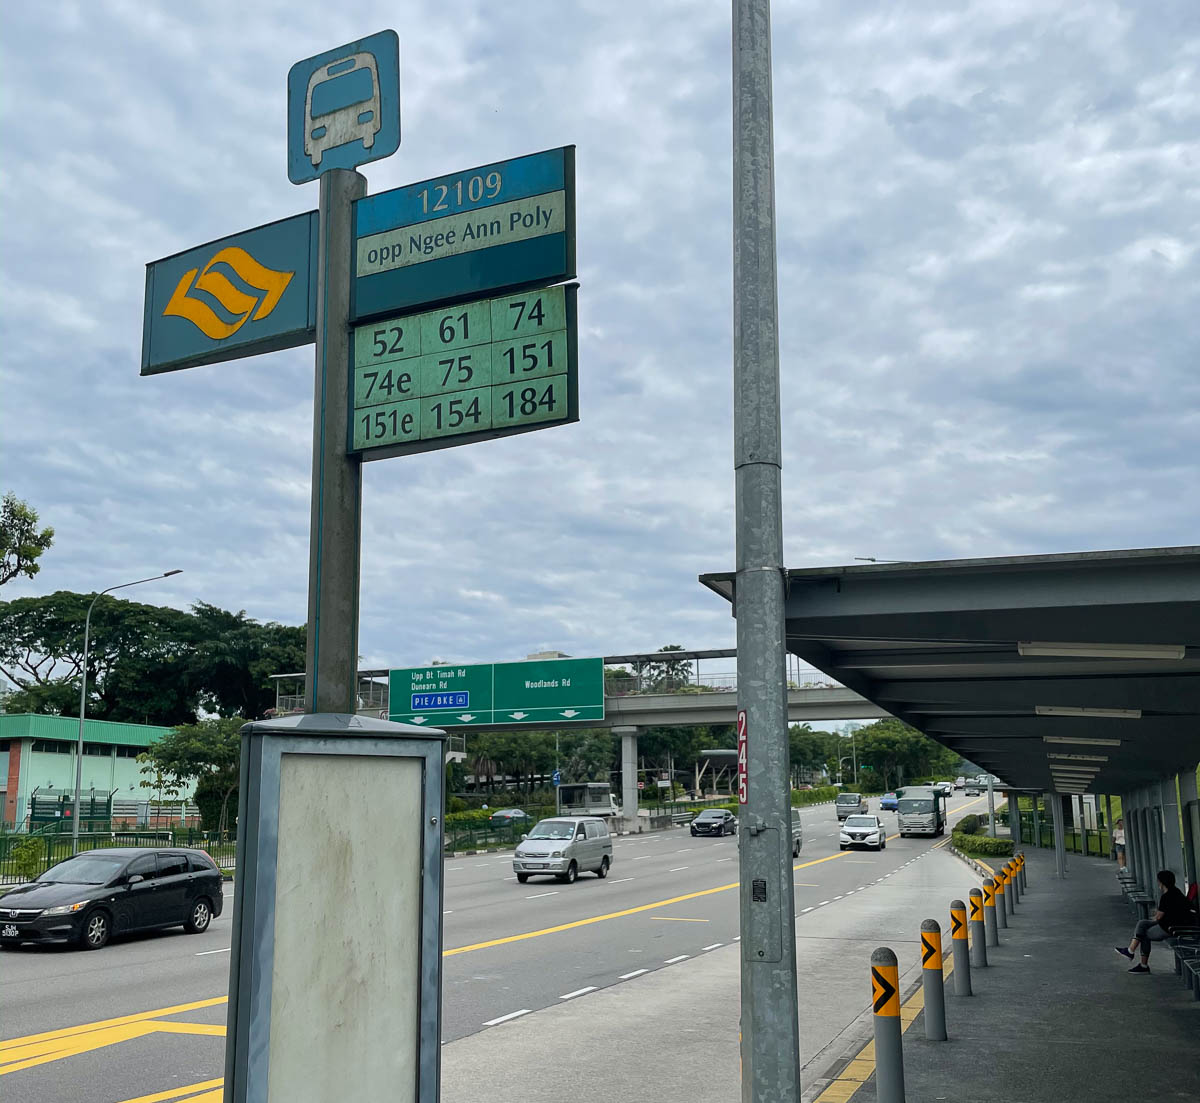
{"left": 790, "top": 808, "right": 804, "bottom": 858}
{"left": 836, "top": 792, "right": 869, "bottom": 821}
{"left": 513, "top": 816, "right": 613, "bottom": 884}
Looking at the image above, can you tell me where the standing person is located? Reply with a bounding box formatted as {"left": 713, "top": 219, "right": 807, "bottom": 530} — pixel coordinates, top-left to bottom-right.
{"left": 1115, "top": 870, "right": 1192, "bottom": 973}
{"left": 1113, "top": 818, "right": 1126, "bottom": 869}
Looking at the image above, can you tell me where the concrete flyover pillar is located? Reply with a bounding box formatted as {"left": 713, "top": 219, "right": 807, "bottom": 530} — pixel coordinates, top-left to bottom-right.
{"left": 1160, "top": 777, "right": 1184, "bottom": 879}
{"left": 614, "top": 727, "right": 639, "bottom": 834}
{"left": 1179, "top": 768, "right": 1199, "bottom": 889}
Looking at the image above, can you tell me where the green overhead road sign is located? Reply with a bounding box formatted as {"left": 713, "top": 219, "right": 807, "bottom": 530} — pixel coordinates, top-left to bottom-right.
{"left": 349, "top": 283, "right": 578, "bottom": 458}
{"left": 389, "top": 657, "right": 604, "bottom": 727}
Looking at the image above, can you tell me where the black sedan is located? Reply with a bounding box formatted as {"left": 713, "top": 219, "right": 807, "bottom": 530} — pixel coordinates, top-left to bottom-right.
{"left": 0, "top": 847, "right": 223, "bottom": 950}
{"left": 690, "top": 809, "right": 738, "bottom": 837}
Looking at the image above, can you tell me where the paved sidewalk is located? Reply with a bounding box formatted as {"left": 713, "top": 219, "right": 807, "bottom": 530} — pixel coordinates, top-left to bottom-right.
{"left": 823, "top": 846, "right": 1200, "bottom": 1102}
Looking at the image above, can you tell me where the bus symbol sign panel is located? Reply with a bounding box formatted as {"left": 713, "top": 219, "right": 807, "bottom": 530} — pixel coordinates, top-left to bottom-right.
{"left": 287, "top": 30, "right": 401, "bottom": 185}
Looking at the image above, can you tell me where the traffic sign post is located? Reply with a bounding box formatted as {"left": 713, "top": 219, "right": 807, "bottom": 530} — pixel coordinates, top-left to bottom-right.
{"left": 388, "top": 657, "right": 604, "bottom": 727}
{"left": 137, "top": 28, "right": 583, "bottom": 1103}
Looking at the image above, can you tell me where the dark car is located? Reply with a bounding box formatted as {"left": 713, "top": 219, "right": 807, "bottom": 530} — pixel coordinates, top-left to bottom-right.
{"left": 0, "top": 847, "right": 223, "bottom": 950}
{"left": 691, "top": 809, "right": 737, "bottom": 837}
{"left": 489, "top": 808, "right": 533, "bottom": 827}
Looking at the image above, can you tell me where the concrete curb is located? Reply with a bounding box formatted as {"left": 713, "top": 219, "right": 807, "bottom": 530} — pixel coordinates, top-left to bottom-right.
{"left": 946, "top": 843, "right": 994, "bottom": 879}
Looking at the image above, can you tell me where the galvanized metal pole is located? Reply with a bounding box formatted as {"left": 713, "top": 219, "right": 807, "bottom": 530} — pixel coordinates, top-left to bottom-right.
{"left": 987, "top": 775, "right": 996, "bottom": 837}
{"left": 949, "top": 900, "right": 971, "bottom": 996}
{"left": 306, "top": 168, "right": 367, "bottom": 715}
{"left": 921, "top": 920, "right": 947, "bottom": 1039}
{"left": 968, "top": 889, "right": 988, "bottom": 968}
{"left": 1031, "top": 792, "right": 1041, "bottom": 848}
{"left": 871, "top": 947, "right": 905, "bottom": 1103}
{"left": 732, "top": 2, "right": 801, "bottom": 1099}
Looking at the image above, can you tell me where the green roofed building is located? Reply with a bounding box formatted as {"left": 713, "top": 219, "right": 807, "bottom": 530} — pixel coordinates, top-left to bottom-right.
{"left": 0, "top": 713, "right": 192, "bottom": 829}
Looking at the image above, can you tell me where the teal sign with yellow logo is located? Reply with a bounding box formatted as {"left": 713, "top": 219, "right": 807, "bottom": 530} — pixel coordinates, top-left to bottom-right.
{"left": 141, "top": 211, "right": 318, "bottom": 375}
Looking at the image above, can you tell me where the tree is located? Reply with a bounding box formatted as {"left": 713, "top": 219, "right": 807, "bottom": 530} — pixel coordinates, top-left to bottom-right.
{"left": 636, "top": 644, "right": 691, "bottom": 693}
{"left": 0, "top": 591, "right": 202, "bottom": 724}
{"left": 852, "top": 718, "right": 960, "bottom": 792}
{"left": 137, "top": 716, "right": 242, "bottom": 836}
{"left": 0, "top": 492, "right": 54, "bottom": 587}
{"left": 561, "top": 729, "right": 615, "bottom": 782}
{"left": 0, "top": 592, "right": 305, "bottom": 726}
{"left": 190, "top": 602, "right": 305, "bottom": 720}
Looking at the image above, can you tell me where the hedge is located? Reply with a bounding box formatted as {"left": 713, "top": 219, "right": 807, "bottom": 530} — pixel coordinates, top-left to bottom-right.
{"left": 956, "top": 814, "right": 980, "bottom": 836}
{"left": 952, "top": 831, "right": 1014, "bottom": 858}
{"left": 792, "top": 786, "right": 839, "bottom": 807}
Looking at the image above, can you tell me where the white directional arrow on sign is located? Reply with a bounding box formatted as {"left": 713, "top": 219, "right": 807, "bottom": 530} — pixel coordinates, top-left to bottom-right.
{"left": 508, "top": 711, "right": 529, "bottom": 719}
{"left": 456, "top": 714, "right": 477, "bottom": 722}
{"left": 560, "top": 709, "right": 580, "bottom": 718}
{"left": 410, "top": 716, "right": 428, "bottom": 724}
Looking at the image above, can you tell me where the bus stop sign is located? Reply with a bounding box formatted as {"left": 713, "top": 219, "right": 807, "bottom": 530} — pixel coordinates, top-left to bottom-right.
{"left": 287, "top": 30, "right": 401, "bottom": 184}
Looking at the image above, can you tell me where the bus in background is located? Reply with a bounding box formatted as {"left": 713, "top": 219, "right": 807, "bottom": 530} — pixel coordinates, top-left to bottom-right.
{"left": 896, "top": 785, "right": 946, "bottom": 838}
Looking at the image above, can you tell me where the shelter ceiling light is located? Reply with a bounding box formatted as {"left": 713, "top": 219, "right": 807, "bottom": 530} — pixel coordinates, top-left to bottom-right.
{"left": 1047, "top": 753, "right": 1108, "bottom": 762}
{"left": 1035, "top": 705, "right": 1141, "bottom": 719}
{"left": 1018, "top": 641, "right": 1185, "bottom": 660}
{"left": 1043, "top": 736, "right": 1122, "bottom": 747}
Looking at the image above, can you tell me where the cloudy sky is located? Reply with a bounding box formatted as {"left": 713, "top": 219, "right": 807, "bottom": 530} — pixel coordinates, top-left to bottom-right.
{"left": 2, "top": 1, "right": 1198, "bottom": 672}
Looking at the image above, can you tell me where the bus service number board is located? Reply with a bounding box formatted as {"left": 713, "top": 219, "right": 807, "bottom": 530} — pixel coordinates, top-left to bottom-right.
{"left": 348, "top": 283, "right": 578, "bottom": 459}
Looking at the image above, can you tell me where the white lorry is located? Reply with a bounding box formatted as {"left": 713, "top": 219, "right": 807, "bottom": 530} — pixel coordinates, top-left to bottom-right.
{"left": 556, "top": 782, "right": 621, "bottom": 819}
{"left": 896, "top": 785, "right": 947, "bottom": 837}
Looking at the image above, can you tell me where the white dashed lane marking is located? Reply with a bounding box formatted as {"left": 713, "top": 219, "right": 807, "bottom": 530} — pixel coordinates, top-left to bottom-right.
{"left": 483, "top": 1009, "right": 532, "bottom": 1026}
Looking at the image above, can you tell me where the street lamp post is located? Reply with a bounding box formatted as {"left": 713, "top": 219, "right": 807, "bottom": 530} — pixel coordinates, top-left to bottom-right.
{"left": 73, "top": 570, "right": 182, "bottom": 855}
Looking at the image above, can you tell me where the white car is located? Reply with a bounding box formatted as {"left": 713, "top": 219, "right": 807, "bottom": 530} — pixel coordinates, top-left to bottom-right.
{"left": 954, "top": 776, "right": 966, "bottom": 790}
{"left": 840, "top": 814, "right": 887, "bottom": 851}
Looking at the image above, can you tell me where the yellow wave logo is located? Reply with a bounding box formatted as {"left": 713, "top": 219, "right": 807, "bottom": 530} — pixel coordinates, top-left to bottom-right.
{"left": 163, "top": 248, "right": 294, "bottom": 340}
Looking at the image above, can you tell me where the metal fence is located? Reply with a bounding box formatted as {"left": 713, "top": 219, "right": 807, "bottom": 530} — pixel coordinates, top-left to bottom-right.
{"left": 1, "top": 829, "right": 237, "bottom": 885}
{"left": 1018, "top": 810, "right": 1111, "bottom": 857}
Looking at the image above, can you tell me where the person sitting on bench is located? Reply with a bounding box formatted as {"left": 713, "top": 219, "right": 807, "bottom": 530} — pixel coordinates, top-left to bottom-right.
{"left": 1116, "top": 869, "right": 1192, "bottom": 973}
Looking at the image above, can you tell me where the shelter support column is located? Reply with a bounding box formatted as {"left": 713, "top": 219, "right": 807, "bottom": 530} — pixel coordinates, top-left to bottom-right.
{"left": 1030, "top": 793, "right": 1041, "bottom": 848}
{"left": 1104, "top": 795, "right": 1115, "bottom": 861}
{"left": 1160, "top": 778, "right": 1183, "bottom": 879}
{"left": 615, "top": 727, "right": 639, "bottom": 834}
{"left": 1180, "top": 768, "right": 1199, "bottom": 889}
{"left": 1124, "top": 792, "right": 1138, "bottom": 883}
{"left": 1050, "top": 793, "right": 1067, "bottom": 879}
{"left": 1138, "top": 790, "right": 1155, "bottom": 892}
